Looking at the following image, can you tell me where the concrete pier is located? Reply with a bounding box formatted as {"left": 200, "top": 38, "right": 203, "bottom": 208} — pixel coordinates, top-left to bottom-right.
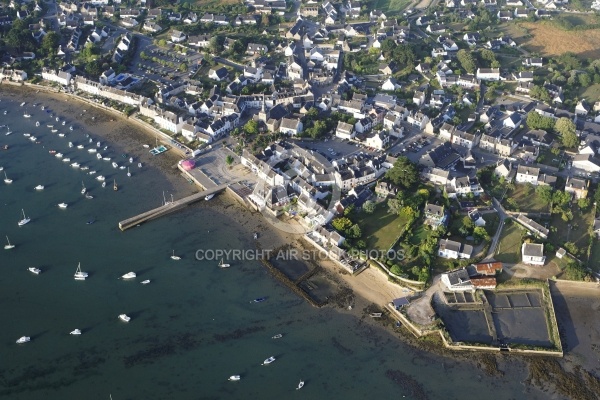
{"left": 118, "top": 182, "right": 233, "bottom": 231}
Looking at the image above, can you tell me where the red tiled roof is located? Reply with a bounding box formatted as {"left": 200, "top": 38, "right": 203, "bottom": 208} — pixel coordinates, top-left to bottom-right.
{"left": 474, "top": 262, "right": 503, "bottom": 275}
{"left": 471, "top": 277, "right": 497, "bottom": 288}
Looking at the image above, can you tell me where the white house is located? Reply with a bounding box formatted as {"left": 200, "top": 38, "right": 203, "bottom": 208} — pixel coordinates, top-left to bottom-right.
{"left": 336, "top": 121, "right": 355, "bottom": 139}
{"left": 279, "top": 118, "right": 303, "bottom": 136}
{"left": 441, "top": 268, "right": 474, "bottom": 291}
{"left": 438, "top": 239, "right": 473, "bottom": 259}
{"left": 515, "top": 165, "right": 539, "bottom": 184}
{"left": 521, "top": 243, "right": 545, "bottom": 266}
{"left": 476, "top": 68, "right": 500, "bottom": 81}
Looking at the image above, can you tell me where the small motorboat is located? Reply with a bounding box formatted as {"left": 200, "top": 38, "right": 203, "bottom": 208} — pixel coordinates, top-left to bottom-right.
{"left": 143, "top": 144, "right": 150, "bottom": 148}
{"left": 96, "top": 175, "right": 105, "bottom": 182}
{"left": 23, "top": 133, "right": 31, "bottom": 137}
{"left": 141, "top": 280, "right": 151, "bottom": 285}
{"left": 55, "top": 153, "right": 63, "bottom": 158}
{"left": 29, "top": 136, "right": 37, "bottom": 142}
{"left": 16, "top": 336, "right": 30, "bottom": 344}
{"left": 62, "top": 121, "right": 66, "bottom": 126}
{"left": 119, "top": 165, "right": 126, "bottom": 170}
{"left": 58, "top": 203, "right": 68, "bottom": 209}
{"left": 119, "top": 314, "right": 131, "bottom": 322}
{"left": 138, "top": 163, "right": 142, "bottom": 168}
{"left": 47, "top": 124, "right": 53, "bottom": 128}
{"left": 49, "top": 150, "right": 56, "bottom": 154}
{"left": 68, "top": 142, "right": 73, "bottom": 148}
{"left": 88, "top": 170, "right": 96, "bottom": 175}
{"left": 88, "top": 148, "right": 97, "bottom": 153}
{"left": 70, "top": 329, "right": 82, "bottom": 335}
{"left": 254, "top": 232, "right": 259, "bottom": 240}
{"left": 272, "top": 334, "right": 283, "bottom": 339}
{"left": 112, "top": 162, "right": 118, "bottom": 168}
{"left": 228, "top": 376, "right": 241, "bottom": 381}
{"left": 56, "top": 117, "right": 59, "bottom": 122}
{"left": 34, "top": 185, "right": 44, "bottom": 190}
{"left": 102, "top": 182, "right": 107, "bottom": 188}
{"left": 77, "top": 145, "right": 84, "bottom": 149}
{"left": 205, "top": 194, "right": 215, "bottom": 201}
{"left": 86, "top": 219, "right": 95, "bottom": 224}
{"left": 28, "top": 267, "right": 41, "bottom": 274}
{"left": 171, "top": 250, "right": 181, "bottom": 260}
{"left": 51, "top": 129, "right": 58, "bottom": 133}
{"left": 121, "top": 272, "right": 136, "bottom": 279}
{"left": 58, "top": 133, "right": 65, "bottom": 137}
{"left": 262, "top": 356, "right": 276, "bottom": 365}
{"left": 69, "top": 126, "right": 73, "bottom": 131}
{"left": 296, "top": 381, "right": 305, "bottom": 390}
{"left": 62, "top": 158, "right": 70, "bottom": 163}
{"left": 71, "top": 162, "right": 80, "bottom": 168}
{"left": 103, "top": 157, "right": 111, "bottom": 162}
{"left": 252, "top": 297, "right": 267, "bottom": 303}
{"left": 96, "top": 153, "right": 102, "bottom": 159}
{"left": 20, "top": 102, "right": 25, "bottom": 107}
{"left": 81, "top": 166, "right": 89, "bottom": 171}
{"left": 129, "top": 157, "right": 133, "bottom": 163}
{"left": 218, "top": 259, "right": 230, "bottom": 268}
{"left": 35, "top": 121, "right": 40, "bottom": 127}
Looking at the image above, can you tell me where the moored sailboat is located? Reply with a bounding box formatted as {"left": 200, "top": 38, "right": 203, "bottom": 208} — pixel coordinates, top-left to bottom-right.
{"left": 18, "top": 209, "right": 30, "bottom": 226}
{"left": 74, "top": 262, "right": 88, "bottom": 280}
{"left": 4, "top": 235, "right": 15, "bottom": 250}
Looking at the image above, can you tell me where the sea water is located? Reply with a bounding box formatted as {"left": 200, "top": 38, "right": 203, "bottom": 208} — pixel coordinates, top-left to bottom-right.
{"left": 0, "top": 99, "right": 544, "bottom": 399}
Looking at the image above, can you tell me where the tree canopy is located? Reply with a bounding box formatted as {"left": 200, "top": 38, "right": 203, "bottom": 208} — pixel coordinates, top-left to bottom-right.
{"left": 385, "top": 157, "right": 419, "bottom": 189}
{"left": 526, "top": 111, "right": 555, "bottom": 131}
{"left": 555, "top": 117, "right": 578, "bottom": 148}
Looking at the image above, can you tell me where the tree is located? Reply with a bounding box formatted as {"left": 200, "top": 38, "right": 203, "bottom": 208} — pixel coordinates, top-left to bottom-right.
{"left": 529, "top": 85, "right": 551, "bottom": 103}
{"left": 577, "top": 198, "right": 590, "bottom": 210}
{"left": 535, "top": 185, "right": 553, "bottom": 204}
{"left": 332, "top": 217, "right": 353, "bottom": 233}
{"left": 209, "top": 36, "right": 224, "bottom": 53}
{"left": 243, "top": 120, "right": 259, "bottom": 135}
{"left": 473, "top": 227, "right": 490, "bottom": 243}
{"left": 390, "top": 265, "right": 402, "bottom": 275}
{"left": 555, "top": 117, "right": 578, "bottom": 148}
{"left": 362, "top": 200, "right": 376, "bottom": 214}
{"left": 526, "top": 111, "right": 555, "bottom": 131}
{"left": 41, "top": 32, "right": 60, "bottom": 57}
{"left": 459, "top": 216, "right": 474, "bottom": 236}
{"left": 457, "top": 49, "right": 477, "bottom": 74}
{"left": 387, "top": 198, "right": 402, "bottom": 214}
{"left": 348, "top": 224, "right": 362, "bottom": 239}
{"left": 225, "top": 155, "right": 234, "bottom": 166}
{"left": 385, "top": 156, "right": 419, "bottom": 189}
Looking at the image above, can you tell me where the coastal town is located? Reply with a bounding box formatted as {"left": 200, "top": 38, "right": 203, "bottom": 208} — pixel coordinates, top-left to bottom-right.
{"left": 2, "top": 0, "right": 600, "bottom": 384}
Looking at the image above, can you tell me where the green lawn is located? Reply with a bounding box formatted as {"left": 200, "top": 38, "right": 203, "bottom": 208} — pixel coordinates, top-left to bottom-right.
{"left": 372, "top": 0, "right": 412, "bottom": 14}
{"left": 409, "top": 224, "right": 430, "bottom": 245}
{"left": 494, "top": 223, "right": 524, "bottom": 263}
{"left": 503, "top": 184, "right": 551, "bottom": 213}
{"left": 357, "top": 204, "right": 409, "bottom": 250}
{"left": 580, "top": 83, "right": 600, "bottom": 103}
{"left": 549, "top": 205, "right": 595, "bottom": 256}
{"left": 588, "top": 239, "right": 600, "bottom": 271}
{"left": 536, "top": 149, "right": 563, "bottom": 169}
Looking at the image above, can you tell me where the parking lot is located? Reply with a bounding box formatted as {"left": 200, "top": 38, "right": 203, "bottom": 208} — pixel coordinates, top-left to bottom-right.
{"left": 136, "top": 44, "right": 204, "bottom": 81}
{"left": 296, "top": 136, "right": 382, "bottom": 162}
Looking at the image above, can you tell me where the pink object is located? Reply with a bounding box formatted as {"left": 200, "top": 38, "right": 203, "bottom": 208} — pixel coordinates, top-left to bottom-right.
{"left": 181, "top": 159, "right": 195, "bottom": 170}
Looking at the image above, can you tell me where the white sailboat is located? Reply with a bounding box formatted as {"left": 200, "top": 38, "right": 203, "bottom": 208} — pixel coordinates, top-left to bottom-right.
{"left": 18, "top": 209, "right": 30, "bottom": 226}
{"left": 74, "top": 262, "right": 88, "bottom": 280}
{"left": 70, "top": 329, "right": 82, "bottom": 335}
{"left": 4, "top": 235, "right": 15, "bottom": 250}
{"left": 81, "top": 182, "right": 87, "bottom": 195}
{"left": 119, "top": 314, "right": 131, "bottom": 322}
{"left": 228, "top": 375, "right": 241, "bottom": 381}
{"left": 127, "top": 167, "right": 131, "bottom": 177}
{"left": 121, "top": 272, "right": 136, "bottom": 279}
{"left": 171, "top": 250, "right": 181, "bottom": 260}
{"left": 58, "top": 202, "right": 68, "bottom": 209}
{"left": 35, "top": 184, "right": 44, "bottom": 190}
{"left": 141, "top": 280, "right": 151, "bottom": 285}
{"left": 28, "top": 267, "right": 41, "bottom": 274}
{"left": 262, "top": 356, "right": 276, "bottom": 365}
{"left": 218, "top": 259, "right": 230, "bottom": 268}
{"left": 16, "top": 336, "right": 30, "bottom": 344}
{"left": 296, "top": 381, "right": 305, "bottom": 390}
{"left": 4, "top": 171, "right": 12, "bottom": 184}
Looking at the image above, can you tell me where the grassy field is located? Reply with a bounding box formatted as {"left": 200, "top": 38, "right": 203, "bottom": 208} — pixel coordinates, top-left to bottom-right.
{"left": 372, "top": 0, "right": 412, "bottom": 14}
{"left": 501, "top": 22, "right": 600, "bottom": 59}
{"left": 581, "top": 84, "right": 600, "bottom": 103}
{"left": 495, "top": 223, "right": 524, "bottom": 263}
{"left": 357, "top": 204, "right": 408, "bottom": 250}
{"left": 550, "top": 206, "right": 594, "bottom": 256}
{"left": 588, "top": 239, "right": 600, "bottom": 271}
{"left": 503, "top": 184, "right": 551, "bottom": 213}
